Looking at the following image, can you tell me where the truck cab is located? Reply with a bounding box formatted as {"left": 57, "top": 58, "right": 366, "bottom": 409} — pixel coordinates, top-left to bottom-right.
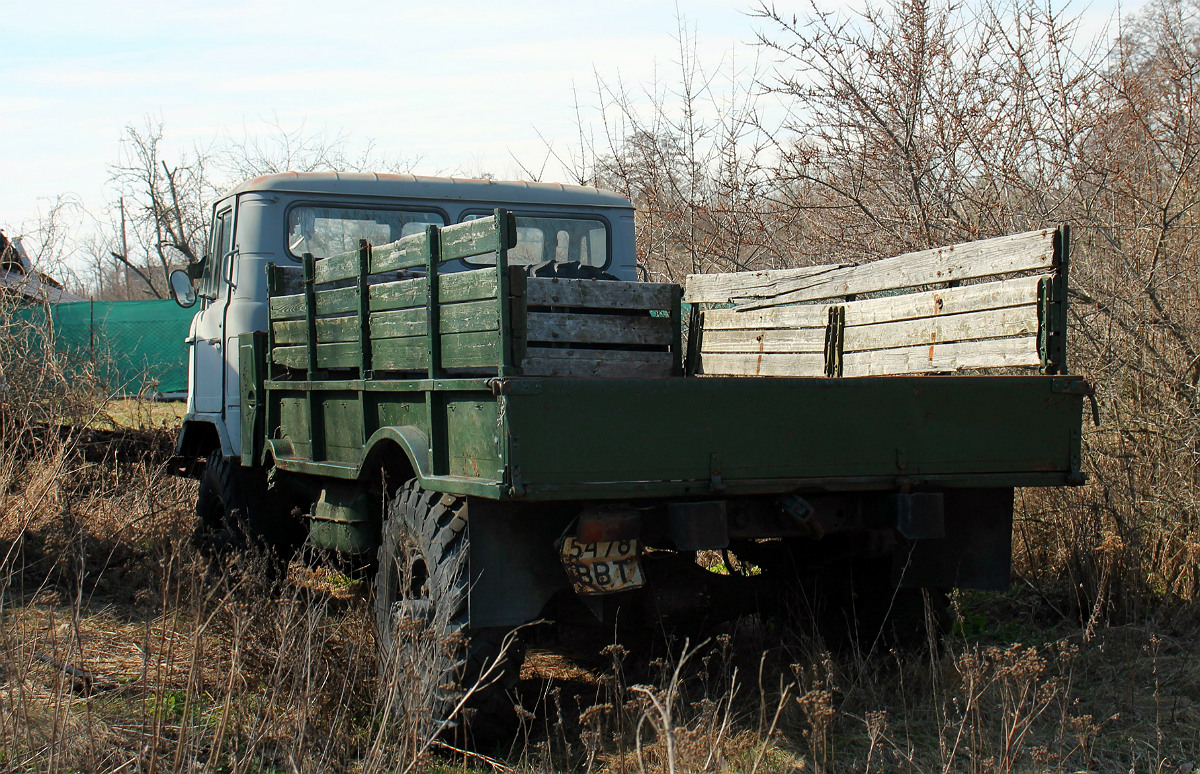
{"left": 171, "top": 173, "right": 638, "bottom": 468}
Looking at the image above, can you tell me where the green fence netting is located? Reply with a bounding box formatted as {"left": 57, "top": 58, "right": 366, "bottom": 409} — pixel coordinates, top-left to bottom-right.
{"left": 15, "top": 299, "right": 193, "bottom": 397}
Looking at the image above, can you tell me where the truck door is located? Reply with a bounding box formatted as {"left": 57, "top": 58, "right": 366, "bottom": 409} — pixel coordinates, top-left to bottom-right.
{"left": 190, "top": 205, "right": 234, "bottom": 415}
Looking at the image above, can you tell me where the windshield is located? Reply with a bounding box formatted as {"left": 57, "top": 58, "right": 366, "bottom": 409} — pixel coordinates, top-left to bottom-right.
{"left": 463, "top": 215, "right": 608, "bottom": 267}
{"left": 287, "top": 206, "right": 445, "bottom": 259}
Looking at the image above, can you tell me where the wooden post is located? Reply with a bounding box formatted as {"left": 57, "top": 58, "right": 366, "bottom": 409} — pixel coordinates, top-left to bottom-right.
{"left": 425, "top": 225, "right": 442, "bottom": 380}
{"left": 494, "top": 209, "right": 520, "bottom": 377}
{"left": 357, "top": 239, "right": 374, "bottom": 378}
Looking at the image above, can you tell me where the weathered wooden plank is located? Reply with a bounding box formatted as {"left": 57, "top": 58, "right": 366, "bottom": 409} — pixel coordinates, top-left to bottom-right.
{"left": 737, "top": 229, "right": 1058, "bottom": 309}
{"left": 372, "top": 336, "right": 429, "bottom": 371}
{"left": 526, "top": 277, "right": 676, "bottom": 310}
{"left": 273, "top": 342, "right": 361, "bottom": 370}
{"left": 702, "top": 304, "right": 830, "bottom": 331}
{"left": 370, "top": 308, "right": 427, "bottom": 340}
{"left": 272, "top": 316, "right": 360, "bottom": 345}
{"left": 440, "top": 299, "right": 501, "bottom": 335}
{"left": 696, "top": 352, "right": 826, "bottom": 377}
{"left": 526, "top": 312, "right": 673, "bottom": 347}
{"left": 440, "top": 217, "right": 501, "bottom": 263}
{"left": 844, "top": 304, "right": 1039, "bottom": 353}
{"left": 844, "top": 275, "right": 1045, "bottom": 327}
{"left": 441, "top": 330, "right": 502, "bottom": 369}
{"left": 842, "top": 337, "right": 1041, "bottom": 376}
{"left": 440, "top": 268, "right": 498, "bottom": 304}
{"left": 521, "top": 348, "right": 674, "bottom": 377}
{"left": 270, "top": 286, "right": 360, "bottom": 319}
{"left": 312, "top": 286, "right": 360, "bottom": 316}
{"left": 314, "top": 249, "right": 359, "bottom": 285}
{"left": 684, "top": 265, "right": 847, "bottom": 304}
{"left": 700, "top": 327, "right": 827, "bottom": 354}
{"left": 369, "top": 277, "right": 427, "bottom": 312}
{"left": 370, "top": 232, "right": 431, "bottom": 274}
{"left": 270, "top": 293, "right": 307, "bottom": 320}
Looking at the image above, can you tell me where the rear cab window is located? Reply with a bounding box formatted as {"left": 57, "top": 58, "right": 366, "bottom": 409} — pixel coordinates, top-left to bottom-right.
{"left": 287, "top": 206, "right": 446, "bottom": 259}
{"left": 460, "top": 213, "right": 609, "bottom": 269}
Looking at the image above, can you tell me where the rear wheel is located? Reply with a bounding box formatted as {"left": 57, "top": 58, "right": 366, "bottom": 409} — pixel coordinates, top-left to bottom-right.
{"left": 374, "top": 480, "right": 524, "bottom": 744}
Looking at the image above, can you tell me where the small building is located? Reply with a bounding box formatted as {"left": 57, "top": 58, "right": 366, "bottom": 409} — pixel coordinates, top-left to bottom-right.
{"left": 0, "top": 228, "right": 85, "bottom": 304}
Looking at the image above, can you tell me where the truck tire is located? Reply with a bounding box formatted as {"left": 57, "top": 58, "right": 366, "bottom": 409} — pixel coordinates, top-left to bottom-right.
{"left": 374, "top": 480, "right": 524, "bottom": 743}
{"left": 194, "top": 454, "right": 303, "bottom": 565}
{"left": 194, "top": 452, "right": 254, "bottom": 556}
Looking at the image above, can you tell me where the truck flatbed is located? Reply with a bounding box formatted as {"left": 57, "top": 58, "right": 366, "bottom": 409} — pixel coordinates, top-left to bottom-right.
{"left": 252, "top": 372, "right": 1084, "bottom": 500}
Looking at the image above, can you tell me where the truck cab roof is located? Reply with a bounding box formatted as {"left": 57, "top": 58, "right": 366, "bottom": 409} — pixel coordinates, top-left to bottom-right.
{"left": 229, "top": 172, "right": 633, "bottom": 209}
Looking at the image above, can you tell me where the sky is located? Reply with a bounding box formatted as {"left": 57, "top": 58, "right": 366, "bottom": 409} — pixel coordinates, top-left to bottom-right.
{"left": 2, "top": 0, "right": 1141, "bottom": 270}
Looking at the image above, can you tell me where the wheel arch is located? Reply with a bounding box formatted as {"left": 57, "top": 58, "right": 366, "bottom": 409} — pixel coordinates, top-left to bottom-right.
{"left": 170, "top": 417, "right": 232, "bottom": 478}
{"left": 359, "top": 426, "right": 429, "bottom": 489}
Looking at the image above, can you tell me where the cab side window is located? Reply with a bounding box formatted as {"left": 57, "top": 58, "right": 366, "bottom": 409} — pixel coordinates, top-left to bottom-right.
{"left": 200, "top": 208, "right": 233, "bottom": 299}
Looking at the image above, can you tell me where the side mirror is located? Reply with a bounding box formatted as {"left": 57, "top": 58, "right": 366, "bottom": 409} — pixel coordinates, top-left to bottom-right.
{"left": 170, "top": 269, "right": 197, "bottom": 308}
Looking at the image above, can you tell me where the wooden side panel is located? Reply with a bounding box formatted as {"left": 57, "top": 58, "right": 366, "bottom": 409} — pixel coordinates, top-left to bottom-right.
{"left": 843, "top": 275, "right": 1045, "bottom": 325}
{"left": 441, "top": 331, "right": 502, "bottom": 369}
{"left": 373, "top": 336, "right": 429, "bottom": 370}
{"left": 518, "top": 277, "right": 680, "bottom": 378}
{"left": 701, "top": 328, "right": 826, "bottom": 354}
{"left": 273, "top": 342, "right": 361, "bottom": 369}
{"left": 693, "top": 257, "right": 1053, "bottom": 377}
{"left": 697, "top": 352, "right": 826, "bottom": 376}
{"left": 272, "top": 316, "right": 360, "bottom": 345}
{"left": 684, "top": 265, "right": 846, "bottom": 304}
{"left": 440, "top": 269, "right": 499, "bottom": 304}
{"left": 270, "top": 286, "right": 359, "bottom": 319}
{"left": 314, "top": 248, "right": 360, "bottom": 285}
{"left": 842, "top": 338, "right": 1042, "bottom": 376}
{"left": 702, "top": 304, "right": 829, "bottom": 330}
{"left": 686, "top": 229, "right": 1057, "bottom": 310}
{"left": 440, "top": 299, "right": 501, "bottom": 335}
{"left": 843, "top": 305, "right": 1039, "bottom": 354}
{"left": 440, "top": 217, "right": 502, "bottom": 262}
{"left": 696, "top": 303, "right": 828, "bottom": 375}
{"left": 527, "top": 277, "right": 676, "bottom": 310}
{"left": 522, "top": 348, "right": 674, "bottom": 377}
{"left": 369, "top": 277, "right": 428, "bottom": 312}
{"left": 371, "top": 308, "right": 427, "bottom": 339}
{"left": 747, "top": 229, "right": 1055, "bottom": 308}
{"left": 370, "top": 232, "right": 432, "bottom": 274}
{"left": 526, "top": 313, "right": 672, "bottom": 347}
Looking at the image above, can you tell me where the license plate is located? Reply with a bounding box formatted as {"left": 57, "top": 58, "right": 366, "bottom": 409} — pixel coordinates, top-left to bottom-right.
{"left": 559, "top": 537, "right": 644, "bottom": 595}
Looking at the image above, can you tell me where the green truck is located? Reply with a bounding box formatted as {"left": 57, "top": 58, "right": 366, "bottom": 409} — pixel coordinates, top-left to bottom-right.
{"left": 168, "top": 173, "right": 1087, "bottom": 728}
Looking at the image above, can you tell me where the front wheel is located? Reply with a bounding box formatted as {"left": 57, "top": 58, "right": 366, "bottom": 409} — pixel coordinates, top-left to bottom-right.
{"left": 193, "top": 453, "right": 304, "bottom": 563}
{"left": 194, "top": 452, "right": 254, "bottom": 556}
{"left": 374, "top": 480, "right": 525, "bottom": 743}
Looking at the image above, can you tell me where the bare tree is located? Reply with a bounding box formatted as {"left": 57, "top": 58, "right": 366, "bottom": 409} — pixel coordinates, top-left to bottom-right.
{"left": 219, "top": 116, "right": 420, "bottom": 180}
{"left": 97, "top": 117, "right": 420, "bottom": 299}
{"left": 753, "top": 0, "right": 1101, "bottom": 260}
{"left": 568, "top": 14, "right": 782, "bottom": 282}
{"left": 105, "top": 119, "right": 216, "bottom": 298}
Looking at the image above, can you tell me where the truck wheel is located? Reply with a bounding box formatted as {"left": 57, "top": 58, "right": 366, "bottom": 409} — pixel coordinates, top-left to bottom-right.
{"left": 194, "top": 454, "right": 303, "bottom": 565}
{"left": 194, "top": 452, "right": 253, "bottom": 556}
{"left": 374, "top": 480, "right": 524, "bottom": 743}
